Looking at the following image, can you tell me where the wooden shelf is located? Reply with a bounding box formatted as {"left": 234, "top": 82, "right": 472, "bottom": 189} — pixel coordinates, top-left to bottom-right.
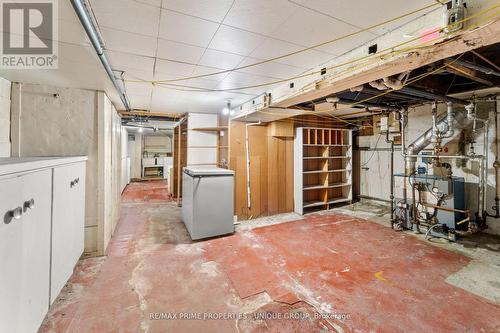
{"left": 295, "top": 127, "right": 353, "bottom": 215}
{"left": 304, "top": 144, "right": 350, "bottom": 147}
{"left": 303, "top": 200, "right": 327, "bottom": 208}
{"left": 328, "top": 197, "right": 351, "bottom": 204}
{"left": 303, "top": 169, "right": 347, "bottom": 174}
{"left": 303, "top": 182, "right": 351, "bottom": 191}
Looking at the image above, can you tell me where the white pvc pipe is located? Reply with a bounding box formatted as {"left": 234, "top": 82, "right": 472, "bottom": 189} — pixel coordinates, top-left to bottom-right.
{"left": 245, "top": 121, "right": 261, "bottom": 209}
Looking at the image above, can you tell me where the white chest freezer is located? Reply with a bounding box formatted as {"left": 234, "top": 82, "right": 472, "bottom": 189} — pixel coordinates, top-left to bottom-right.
{"left": 182, "top": 166, "right": 235, "bottom": 240}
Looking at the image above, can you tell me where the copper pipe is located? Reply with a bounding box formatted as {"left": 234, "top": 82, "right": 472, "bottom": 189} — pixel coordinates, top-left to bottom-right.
{"left": 421, "top": 202, "right": 469, "bottom": 214}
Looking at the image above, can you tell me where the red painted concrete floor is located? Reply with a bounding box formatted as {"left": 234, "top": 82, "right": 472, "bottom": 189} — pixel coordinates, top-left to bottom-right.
{"left": 39, "top": 181, "right": 500, "bottom": 333}
{"left": 121, "top": 180, "right": 172, "bottom": 203}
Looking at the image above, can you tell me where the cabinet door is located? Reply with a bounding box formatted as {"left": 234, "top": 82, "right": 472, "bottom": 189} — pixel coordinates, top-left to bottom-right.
{"left": 71, "top": 162, "right": 86, "bottom": 265}
{"left": 51, "top": 164, "right": 76, "bottom": 303}
{"left": 19, "top": 169, "right": 52, "bottom": 333}
{"left": 0, "top": 177, "right": 23, "bottom": 333}
{"left": 51, "top": 163, "right": 86, "bottom": 304}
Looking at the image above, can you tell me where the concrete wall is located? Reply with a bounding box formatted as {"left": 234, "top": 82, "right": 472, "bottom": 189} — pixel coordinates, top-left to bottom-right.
{"left": 0, "top": 77, "right": 11, "bottom": 157}
{"left": 10, "top": 83, "right": 124, "bottom": 254}
{"left": 358, "top": 99, "right": 500, "bottom": 235}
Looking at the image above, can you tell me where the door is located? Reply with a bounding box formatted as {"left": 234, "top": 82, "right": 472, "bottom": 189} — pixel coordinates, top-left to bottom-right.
{"left": 0, "top": 177, "right": 23, "bottom": 333}
{"left": 19, "top": 169, "right": 52, "bottom": 333}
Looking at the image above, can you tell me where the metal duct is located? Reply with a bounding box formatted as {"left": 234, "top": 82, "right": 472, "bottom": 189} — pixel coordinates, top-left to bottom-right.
{"left": 398, "top": 87, "right": 467, "bottom": 105}
{"left": 405, "top": 104, "right": 468, "bottom": 174}
{"left": 70, "top": 0, "right": 131, "bottom": 110}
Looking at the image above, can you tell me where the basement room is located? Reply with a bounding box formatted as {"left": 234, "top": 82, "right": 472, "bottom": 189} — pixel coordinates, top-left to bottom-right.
{"left": 1, "top": 1, "right": 500, "bottom": 332}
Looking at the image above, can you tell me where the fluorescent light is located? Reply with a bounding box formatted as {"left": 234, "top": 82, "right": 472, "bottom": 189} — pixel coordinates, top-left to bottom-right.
{"left": 222, "top": 107, "right": 229, "bottom": 115}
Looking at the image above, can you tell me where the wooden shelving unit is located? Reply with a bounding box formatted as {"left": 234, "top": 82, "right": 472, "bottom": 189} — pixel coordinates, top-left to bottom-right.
{"left": 294, "top": 127, "right": 352, "bottom": 214}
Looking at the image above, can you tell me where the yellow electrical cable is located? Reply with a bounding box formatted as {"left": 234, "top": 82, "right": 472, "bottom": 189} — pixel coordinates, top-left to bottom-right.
{"left": 152, "top": 4, "right": 499, "bottom": 94}
{"left": 125, "top": 2, "right": 442, "bottom": 84}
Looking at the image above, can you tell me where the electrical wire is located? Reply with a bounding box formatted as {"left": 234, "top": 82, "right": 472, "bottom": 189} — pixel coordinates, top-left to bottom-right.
{"left": 361, "top": 134, "right": 383, "bottom": 167}
{"left": 126, "top": 2, "right": 443, "bottom": 84}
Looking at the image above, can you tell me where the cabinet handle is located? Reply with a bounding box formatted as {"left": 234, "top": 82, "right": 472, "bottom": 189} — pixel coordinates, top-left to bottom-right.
{"left": 23, "top": 198, "right": 35, "bottom": 211}
{"left": 71, "top": 178, "right": 80, "bottom": 188}
{"left": 4, "top": 207, "right": 22, "bottom": 224}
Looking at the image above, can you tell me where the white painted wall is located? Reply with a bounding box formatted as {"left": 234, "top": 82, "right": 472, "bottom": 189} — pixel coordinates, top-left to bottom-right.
{"left": 359, "top": 100, "right": 500, "bottom": 235}
{"left": 121, "top": 127, "right": 130, "bottom": 192}
{"left": 0, "top": 77, "right": 11, "bottom": 157}
{"left": 10, "top": 83, "right": 124, "bottom": 254}
{"left": 187, "top": 113, "right": 218, "bottom": 167}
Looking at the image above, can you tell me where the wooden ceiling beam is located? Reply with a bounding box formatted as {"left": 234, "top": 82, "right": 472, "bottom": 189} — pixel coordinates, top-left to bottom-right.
{"left": 444, "top": 60, "right": 494, "bottom": 86}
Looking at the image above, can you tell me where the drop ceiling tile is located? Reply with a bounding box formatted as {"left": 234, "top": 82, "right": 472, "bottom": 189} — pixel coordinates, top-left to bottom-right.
{"left": 159, "top": 10, "right": 219, "bottom": 47}
{"left": 315, "top": 31, "right": 376, "bottom": 56}
{"left": 209, "top": 25, "right": 265, "bottom": 56}
{"left": 125, "top": 82, "right": 153, "bottom": 96}
{"left": 89, "top": 0, "right": 161, "bottom": 37}
{"left": 154, "top": 59, "right": 196, "bottom": 77}
{"left": 270, "top": 8, "right": 365, "bottom": 48}
{"left": 58, "top": 0, "right": 80, "bottom": 23}
{"left": 192, "top": 66, "right": 230, "bottom": 83}
{"left": 279, "top": 49, "right": 334, "bottom": 69}
{"left": 220, "top": 71, "right": 276, "bottom": 87}
{"left": 224, "top": 0, "right": 295, "bottom": 35}
{"left": 156, "top": 39, "right": 205, "bottom": 64}
{"left": 101, "top": 27, "right": 157, "bottom": 57}
{"left": 107, "top": 51, "right": 155, "bottom": 73}
{"left": 237, "top": 57, "right": 305, "bottom": 79}
{"left": 162, "top": 0, "right": 234, "bottom": 22}
{"left": 249, "top": 38, "right": 333, "bottom": 69}
{"left": 135, "top": 0, "right": 162, "bottom": 7}
{"left": 123, "top": 69, "right": 155, "bottom": 82}
{"left": 198, "top": 49, "right": 244, "bottom": 70}
{"left": 249, "top": 38, "right": 301, "bottom": 61}
{"left": 58, "top": 43, "right": 100, "bottom": 67}
{"left": 290, "top": 0, "right": 437, "bottom": 35}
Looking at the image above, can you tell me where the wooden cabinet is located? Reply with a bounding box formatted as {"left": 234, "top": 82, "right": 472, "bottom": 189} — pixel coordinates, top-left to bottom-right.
{"left": 294, "top": 127, "right": 353, "bottom": 214}
{"left": 0, "top": 157, "right": 87, "bottom": 333}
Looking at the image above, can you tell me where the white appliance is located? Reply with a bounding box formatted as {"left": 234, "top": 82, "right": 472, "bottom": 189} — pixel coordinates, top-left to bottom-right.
{"left": 182, "top": 166, "right": 234, "bottom": 240}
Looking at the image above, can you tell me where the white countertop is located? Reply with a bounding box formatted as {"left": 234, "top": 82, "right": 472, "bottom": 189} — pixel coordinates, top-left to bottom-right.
{"left": 0, "top": 156, "right": 88, "bottom": 176}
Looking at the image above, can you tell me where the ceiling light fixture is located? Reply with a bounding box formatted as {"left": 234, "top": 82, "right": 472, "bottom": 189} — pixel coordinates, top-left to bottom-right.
{"left": 222, "top": 99, "right": 232, "bottom": 115}
{"left": 138, "top": 127, "right": 143, "bottom": 133}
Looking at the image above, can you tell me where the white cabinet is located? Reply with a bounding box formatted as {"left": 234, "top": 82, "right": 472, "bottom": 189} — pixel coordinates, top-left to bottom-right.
{"left": 0, "top": 157, "right": 87, "bottom": 333}
{"left": 0, "top": 177, "right": 24, "bottom": 333}
{"left": 51, "top": 162, "right": 86, "bottom": 303}
{"left": 0, "top": 169, "right": 52, "bottom": 333}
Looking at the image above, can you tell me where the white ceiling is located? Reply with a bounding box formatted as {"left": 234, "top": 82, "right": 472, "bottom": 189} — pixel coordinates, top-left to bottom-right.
{"left": 0, "top": 0, "right": 437, "bottom": 114}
